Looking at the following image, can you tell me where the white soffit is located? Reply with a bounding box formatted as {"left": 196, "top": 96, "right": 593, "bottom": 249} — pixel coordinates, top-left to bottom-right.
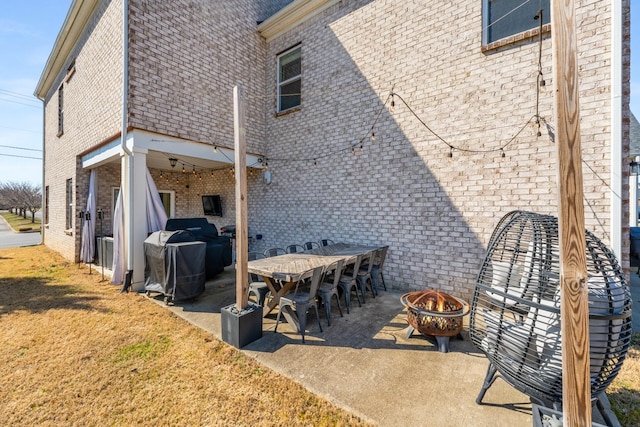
{"left": 257, "top": 0, "right": 340, "bottom": 42}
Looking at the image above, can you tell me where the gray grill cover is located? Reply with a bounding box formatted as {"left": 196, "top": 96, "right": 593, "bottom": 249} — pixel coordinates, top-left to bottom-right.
{"left": 144, "top": 230, "right": 206, "bottom": 301}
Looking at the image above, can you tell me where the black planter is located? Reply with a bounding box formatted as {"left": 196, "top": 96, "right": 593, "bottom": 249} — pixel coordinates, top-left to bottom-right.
{"left": 221, "top": 303, "right": 263, "bottom": 348}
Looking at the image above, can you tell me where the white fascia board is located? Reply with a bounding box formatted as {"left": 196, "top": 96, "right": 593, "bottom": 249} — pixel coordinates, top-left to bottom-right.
{"left": 258, "top": 0, "right": 340, "bottom": 42}
{"left": 35, "top": 0, "right": 101, "bottom": 99}
{"left": 137, "top": 130, "right": 263, "bottom": 168}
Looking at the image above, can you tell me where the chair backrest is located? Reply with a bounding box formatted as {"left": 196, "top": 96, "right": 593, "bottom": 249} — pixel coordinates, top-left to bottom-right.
{"left": 286, "top": 244, "right": 306, "bottom": 254}
{"left": 342, "top": 254, "right": 363, "bottom": 282}
{"left": 303, "top": 241, "right": 320, "bottom": 250}
{"left": 248, "top": 251, "right": 265, "bottom": 283}
{"left": 319, "top": 239, "right": 335, "bottom": 247}
{"left": 322, "top": 259, "right": 345, "bottom": 290}
{"left": 374, "top": 246, "right": 389, "bottom": 269}
{"left": 294, "top": 266, "right": 325, "bottom": 303}
{"left": 264, "top": 247, "right": 286, "bottom": 257}
{"left": 360, "top": 250, "right": 375, "bottom": 275}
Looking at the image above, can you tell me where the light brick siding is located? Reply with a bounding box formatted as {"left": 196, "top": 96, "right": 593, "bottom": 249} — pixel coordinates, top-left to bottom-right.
{"left": 40, "top": 0, "right": 630, "bottom": 296}
{"left": 127, "top": 0, "right": 283, "bottom": 155}
{"left": 252, "top": 0, "right": 630, "bottom": 299}
{"left": 42, "top": 0, "right": 123, "bottom": 260}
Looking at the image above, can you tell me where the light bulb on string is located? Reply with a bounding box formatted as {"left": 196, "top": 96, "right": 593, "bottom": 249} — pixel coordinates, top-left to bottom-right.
{"left": 213, "top": 145, "right": 218, "bottom": 153}
{"left": 500, "top": 148, "right": 506, "bottom": 162}
{"left": 360, "top": 144, "right": 364, "bottom": 153}
{"left": 182, "top": 164, "right": 185, "bottom": 174}
{"left": 192, "top": 165, "right": 196, "bottom": 175}
{"left": 447, "top": 147, "right": 453, "bottom": 162}
{"left": 159, "top": 172, "right": 163, "bottom": 179}
{"left": 264, "top": 160, "right": 269, "bottom": 170}
{"left": 352, "top": 146, "right": 356, "bottom": 156}
{"left": 313, "top": 159, "right": 317, "bottom": 168}
{"left": 198, "top": 174, "right": 202, "bottom": 181}
{"left": 371, "top": 131, "right": 376, "bottom": 142}
{"left": 389, "top": 95, "right": 395, "bottom": 114}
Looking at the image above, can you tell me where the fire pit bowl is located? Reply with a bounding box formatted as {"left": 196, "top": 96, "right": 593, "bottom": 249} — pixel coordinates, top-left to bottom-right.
{"left": 401, "top": 290, "right": 470, "bottom": 352}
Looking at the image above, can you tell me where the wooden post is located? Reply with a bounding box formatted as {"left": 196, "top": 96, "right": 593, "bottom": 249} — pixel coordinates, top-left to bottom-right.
{"left": 551, "top": 0, "right": 591, "bottom": 424}
{"left": 234, "top": 85, "right": 249, "bottom": 310}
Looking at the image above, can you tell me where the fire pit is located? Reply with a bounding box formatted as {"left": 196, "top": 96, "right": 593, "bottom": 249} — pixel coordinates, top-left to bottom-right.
{"left": 401, "top": 290, "right": 470, "bottom": 353}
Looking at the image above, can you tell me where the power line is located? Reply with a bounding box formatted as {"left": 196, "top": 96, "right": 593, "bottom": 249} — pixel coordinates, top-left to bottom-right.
{"left": 0, "top": 89, "right": 39, "bottom": 103}
{"left": 0, "top": 97, "right": 41, "bottom": 109}
{"left": 0, "top": 144, "right": 42, "bottom": 152}
{"left": 0, "top": 153, "right": 42, "bottom": 160}
{"left": 0, "top": 124, "right": 41, "bottom": 134}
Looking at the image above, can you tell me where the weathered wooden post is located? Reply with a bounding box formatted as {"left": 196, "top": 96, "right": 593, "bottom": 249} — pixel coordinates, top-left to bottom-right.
{"left": 551, "top": 0, "right": 591, "bottom": 424}
{"left": 220, "top": 85, "right": 262, "bottom": 348}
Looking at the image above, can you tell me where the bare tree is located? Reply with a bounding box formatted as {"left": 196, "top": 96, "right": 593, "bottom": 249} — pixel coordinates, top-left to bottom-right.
{"left": 0, "top": 181, "right": 41, "bottom": 223}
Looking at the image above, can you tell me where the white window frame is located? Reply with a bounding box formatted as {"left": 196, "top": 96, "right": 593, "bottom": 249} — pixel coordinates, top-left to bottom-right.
{"left": 112, "top": 187, "right": 174, "bottom": 219}
{"left": 158, "top": 190, "right": 175, "bottom": 218}
{"left": 482, "top": 0, "right": 550, "bottom": 46}
{"left": 66, "top": 178, "right": 73, "bottom": 230}
{"left": 277, "top": 45, "right": 302, "bottom": 112}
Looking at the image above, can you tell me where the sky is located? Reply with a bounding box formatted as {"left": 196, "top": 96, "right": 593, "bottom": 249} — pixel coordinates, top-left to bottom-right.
{"left": 0, "top": 2, "right": 639, "bottom": 189}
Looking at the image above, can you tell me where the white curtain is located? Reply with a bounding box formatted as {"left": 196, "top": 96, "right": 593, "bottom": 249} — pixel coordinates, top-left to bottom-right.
{"left": 146, "top": 168, "right": 168, "bottom": 232}
{"left": 111, "top": 189, "right": 125, "bottom": 285}
{"left": 80, "top": 169, "right": 97, "bottom": 263}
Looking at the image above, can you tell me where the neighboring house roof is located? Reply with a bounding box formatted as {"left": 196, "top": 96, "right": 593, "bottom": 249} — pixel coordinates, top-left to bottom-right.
{"left": 631, "top": 112, "right": 640, "bottom": 157}
{"left": 35, "top": 0, "right": 101, "bottom": 100}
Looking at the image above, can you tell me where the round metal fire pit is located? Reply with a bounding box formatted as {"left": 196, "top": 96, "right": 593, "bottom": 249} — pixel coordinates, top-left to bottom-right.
{"left": 401, "top": 290, "right": 470, "bottom": 352}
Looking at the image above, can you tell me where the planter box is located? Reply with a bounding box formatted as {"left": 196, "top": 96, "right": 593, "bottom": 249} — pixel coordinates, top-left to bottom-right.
{"left": 221, "top": 303, "right": 262, "bottom": 348}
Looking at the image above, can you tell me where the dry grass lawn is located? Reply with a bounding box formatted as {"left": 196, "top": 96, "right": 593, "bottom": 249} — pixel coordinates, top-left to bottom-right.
{"left": 0, "top": 246, "right": 369, "bottom": 426}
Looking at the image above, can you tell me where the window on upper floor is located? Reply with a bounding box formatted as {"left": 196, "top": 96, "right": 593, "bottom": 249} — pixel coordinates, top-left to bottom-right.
{"left": 57, "top": 84, "right": 64, "bottom": 137}
{"left": 277, "top": 45, "right": 301, "bottom": 113}
{"left": 66, "top": 178, "right": 73, "bottom": 230}
{"left": 482, "top": 0, "right": 550, "bottom": 46}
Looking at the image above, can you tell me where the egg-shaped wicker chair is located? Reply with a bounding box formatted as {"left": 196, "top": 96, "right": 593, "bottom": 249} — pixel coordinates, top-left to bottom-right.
{"left": 469, "top": 211, "right": 632, "bottom": 422}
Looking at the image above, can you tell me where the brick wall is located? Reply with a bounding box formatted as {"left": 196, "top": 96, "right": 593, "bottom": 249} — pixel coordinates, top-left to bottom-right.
{"left": 127, "top": 0, "right": 272, "bottom": 155}
{"left": 42, "top": 0, "right": 123, "bottom": 260}
{"left": 254, "top": 0, "right": 630, "bottom": 299}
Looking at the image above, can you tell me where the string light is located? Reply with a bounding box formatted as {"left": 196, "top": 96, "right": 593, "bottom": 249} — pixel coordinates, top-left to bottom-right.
{"left": 447, "top": 147, "right": 453, "bottom": 162}
{"left": 389, "top": 95, "right": 395, "bottom": 114}
{"left": 500, "top": 148, "right": 506, "bottom": 162}
{"left": 182, "top": 164, "right": 185, "bottom": 174}
{"left": 264, "top": 160, "right": 269, "bottom": 170}
{"left": 213, "top": 145, "right": 218, "bottom": 153}
{"left": 360, "top": 143, "right": 364, "bottom": 152}
{"left": 352, "top": 147, "right": 356, "bottom": 156}
{"left": 371, "top": 131, "right": 376, "bottom": 142}
{"left": 192, "top": 165, "right": 196, "bottom": 175}
{"left": 159, "top": 172, "right": 163, "bottom": 179}
{"left": 313, "top": 159, "right": 317, "bottom": 168}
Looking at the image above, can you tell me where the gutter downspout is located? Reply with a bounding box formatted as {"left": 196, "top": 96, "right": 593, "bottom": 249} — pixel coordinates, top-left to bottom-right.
{"left": 121, "top": 0, "right": 134, "bottom": 289}
{"left": 610, "top": 0, "right": 623, "bottom": 260}
{"left": 41, "top": 99, "right": 45, "bottom": 245}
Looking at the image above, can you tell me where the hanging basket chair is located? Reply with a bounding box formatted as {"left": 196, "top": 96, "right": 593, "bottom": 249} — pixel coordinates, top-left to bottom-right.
{"left": 469, "top": 211, "right": 632, "bottom": 409}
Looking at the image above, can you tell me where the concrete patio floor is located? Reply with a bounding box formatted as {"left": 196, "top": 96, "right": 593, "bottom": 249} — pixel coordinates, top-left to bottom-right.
{"left": 147, "top": 266, "right": 636, "bottom": 427}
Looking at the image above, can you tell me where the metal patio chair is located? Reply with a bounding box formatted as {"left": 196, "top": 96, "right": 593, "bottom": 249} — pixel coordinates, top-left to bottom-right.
{"left": 286, "top": 244, "right": 306, "bottom": 254}
{"left": 275, "top": 266, "right": 325, "bottom": 343}
{"left": 317, "top": 259, "right": 345, "bottom": 326}
{"left": 371, "top": 245, "right": 389, "bottom": 292}
{"left": 264, "top": 247, "right": 286, "bottom": 257}
{"left": 338, "top": 254, "right": 363, "bottom": 313}
{"left": 248, "top": 251, "right": 270, "bottom": 307}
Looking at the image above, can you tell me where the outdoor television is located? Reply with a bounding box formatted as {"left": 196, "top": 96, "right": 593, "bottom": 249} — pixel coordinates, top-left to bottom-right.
{"left": 202, "top": 195, "right": 222, "bottom": 216}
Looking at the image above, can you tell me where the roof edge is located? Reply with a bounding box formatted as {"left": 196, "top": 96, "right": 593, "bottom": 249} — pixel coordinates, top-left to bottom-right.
{"left": 34, "top": 0, "right": 102, "bottom": 100}
{"left": 257, "top": 0, "right": 339, "bottom": 42}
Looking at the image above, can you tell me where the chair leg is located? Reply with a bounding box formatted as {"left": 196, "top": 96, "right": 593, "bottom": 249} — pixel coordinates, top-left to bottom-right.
{"left": 274, "top": 307, "right": 283, "bottom": 333}
{"left": 380, "top": 272, "right": 387, "bottom": 291}
{"left": 339, "top": 285, "right": 351, "bottom": 314}
{"left": 357, "top": 277, "right": 366, "bottom": 304}
{"left": 333, "top": 293, "right": 344, "bottom": 318}
{"left": 313, "top": 304, "right": 323, "bottom": 333}
{"left": 321, "top": 293, "right": 332, "bottom": 326}
{"left": 298, "top": 305, "right": 308, "bottom": 344}
{"left": 352, "top": 284, "right": 362, "bottom": 307}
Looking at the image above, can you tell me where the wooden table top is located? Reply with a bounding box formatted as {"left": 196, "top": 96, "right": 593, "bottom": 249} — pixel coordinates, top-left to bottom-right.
{"left": 246, "top": 243, "right": 381, "bottom": 283}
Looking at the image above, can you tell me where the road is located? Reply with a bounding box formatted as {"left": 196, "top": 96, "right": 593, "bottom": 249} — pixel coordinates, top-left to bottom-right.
{"left": 0, "top": 214, "right": 42, "bottom": 249}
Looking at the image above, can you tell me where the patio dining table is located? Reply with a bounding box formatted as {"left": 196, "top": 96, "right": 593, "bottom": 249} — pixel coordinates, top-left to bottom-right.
{"left": 246, "top": 243, "right": 382, "bottom": 330}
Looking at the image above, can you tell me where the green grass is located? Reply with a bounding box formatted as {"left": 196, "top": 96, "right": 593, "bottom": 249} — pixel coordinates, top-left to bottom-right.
{"left": 0, "top": 212, "right": 41, "bottom": 232}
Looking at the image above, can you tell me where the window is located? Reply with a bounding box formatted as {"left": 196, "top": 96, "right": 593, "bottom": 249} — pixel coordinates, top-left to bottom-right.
{"left": 277, "top": 45, "right": 301, "bottom": 112}
{"left": 159, "top": 190, "right": 175, "bottom": 218}
{"left": 66, "top": 178, "right": 73, "bottom": 230}
{"left": 57, "top": 84, "right": 64, "bottom": 136}
{"left": 483, "top": 0, "right": 550, "bottom": 45}
{"left": 44, "top": 185, "right": 49, "bottom": 224}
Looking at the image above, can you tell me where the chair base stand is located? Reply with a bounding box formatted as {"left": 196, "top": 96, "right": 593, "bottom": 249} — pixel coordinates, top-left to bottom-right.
{"left": 221, "top": 303, "right": 263, "bottom": 348}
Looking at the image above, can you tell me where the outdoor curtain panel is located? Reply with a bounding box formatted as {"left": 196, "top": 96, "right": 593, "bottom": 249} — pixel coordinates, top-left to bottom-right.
{"left": 80, "top": 169, "right": 97, "bottom": 263}
{"left": 111, "top": 168, "right": 168, "bottom": 285}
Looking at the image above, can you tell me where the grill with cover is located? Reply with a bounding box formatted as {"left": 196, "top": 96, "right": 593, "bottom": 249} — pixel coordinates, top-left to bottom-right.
{"left": 469, "top": 211, "right": 632, "bottom": 423}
